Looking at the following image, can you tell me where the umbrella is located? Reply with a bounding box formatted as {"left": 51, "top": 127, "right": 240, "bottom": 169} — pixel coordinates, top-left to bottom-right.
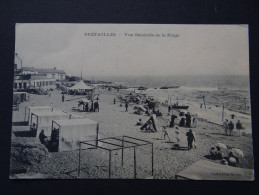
{"left": 216, "top": 143, "right": 227, "bottom": 150}
{"left": 232, "top": 148, "right": 244, "bottom": 158}
{"left": 229, "top": 157, "right": 237, "bottom": 164}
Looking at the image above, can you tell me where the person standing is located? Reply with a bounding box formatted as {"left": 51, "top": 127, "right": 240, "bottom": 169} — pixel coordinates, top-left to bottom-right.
{"left": 95, "top": 101, "right": 99, "bottom": 112}
{"left": 186, "top": 129, "right": 196, "bottom": 150}
{"left": 62, "top": 93, "right": 65, "bottom": 102}
{"left": 168, "top": 105, "right": 171, "bottom": 115}
{"left": 91, "top": 100, "right": 94, "bottom": 112}
{"left": 228, "top": 121, "right": 234, "bottom": 136}
{"left": 185, "top": 113, "right": 191, "bottom": 127}
{"left": 125, "top": 102, "right": 128, "bottom": 112}
{"left": 114, "top": 98, "right": 116, "bottom": 104}
{"left": 169, "top": 114, "right": 177, "bottom": 127}
{"left": 236, "top": 120, "right": 243, "bottom": 136}
{"left": 223, "top": 119, "right": 229, "bottom": 135}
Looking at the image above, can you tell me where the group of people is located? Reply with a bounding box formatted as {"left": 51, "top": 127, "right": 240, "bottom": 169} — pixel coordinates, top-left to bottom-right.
{"left": 179, "top": 112, "right": 195, "bottom": 128}
{"left": 162, "top": 125, "right": 196, "bottom": 150}
{"left": 39, "top": 128, "right": 59, "bottom": 152}
{"left": 82, "top": 101, "right": 99, "bottom": 112}
{"left": 223, "top": 119, "right": 243, "bottom": 136}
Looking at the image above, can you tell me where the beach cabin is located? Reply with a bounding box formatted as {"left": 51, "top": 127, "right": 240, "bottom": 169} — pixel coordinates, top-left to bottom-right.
{"left": 51, "top": 118, "right": 99, "bottom": 152}
{"left": 25, "top": 106, "right": 53, "bottom": 125}
{"left": 30, "top": 110, "right": 70, "bottom": 137}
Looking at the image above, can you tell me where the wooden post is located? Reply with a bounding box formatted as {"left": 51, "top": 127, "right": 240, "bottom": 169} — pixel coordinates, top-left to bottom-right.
{"left": 121, "top": 137, "right": 124, "bottom": 167}
{"left": 222, "top": 104, "right": 224, "bottom": 122}
{"left": 109, "top": 151, "right": 111, "bottom": 179}
{"left": 151, "top": 143, "right": 154, "bottom": 177}
{"left": 203, "top": 95, "right": 206, "bottom": 109}
{"left": 96, "top": 123, "right": 99, "bottom": 146}
{"left": 78, "top": 143, "right": 81, "bottom": 178}
{"left": 134, "top": 147, "right": 136, "bottom": 179}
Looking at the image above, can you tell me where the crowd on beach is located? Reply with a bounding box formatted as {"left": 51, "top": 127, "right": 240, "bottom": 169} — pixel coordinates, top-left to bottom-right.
{"left": 10, "top": 83, "right": 253, "bottom": 179}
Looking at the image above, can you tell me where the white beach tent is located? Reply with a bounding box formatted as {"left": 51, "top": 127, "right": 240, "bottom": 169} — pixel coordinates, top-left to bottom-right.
{"left": 30, "top": 110, "right": 71, "bottom": 137}
{"left": 69, "top": 80, "right": 94, "bottom": 91}
{"left": 25, "top": 106, "right": 53, "bottom": 125}
{"left": 52, "top": 118, "right": 99, "bottom": 152}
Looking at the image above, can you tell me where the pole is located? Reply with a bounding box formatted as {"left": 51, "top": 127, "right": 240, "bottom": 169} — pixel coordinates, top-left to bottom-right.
{"left": 109, "top": 151, "right": 111, "bottom": 179}
{"left": 151, "top": 143, "right": 154, "bottom": 176}
{"left": 134, "top": 147, "right": 136, "bottom": 179}
{"left": 222, "top": 104, "right": 224, "bottom": 122}
{"left": 203, "top": 95, "right": 206, "bottom": 109}
{"left": 121, "top": 137, "right": 124, "bottom": 166}
{"left": 78, "top": 143, "right": 81, "bottom": 178}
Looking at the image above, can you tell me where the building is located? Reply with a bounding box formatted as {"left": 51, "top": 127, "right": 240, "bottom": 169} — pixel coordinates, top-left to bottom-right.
{"left": 13, "top": 74, "right": 56, "bottom": 90}
{"left": 22, "top": 67, "right": 66, "bottom": 80}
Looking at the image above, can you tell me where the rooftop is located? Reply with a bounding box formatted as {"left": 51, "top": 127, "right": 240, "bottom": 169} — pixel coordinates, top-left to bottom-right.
{"left": 23, "top": 67, "right": 66, "bottom": 74}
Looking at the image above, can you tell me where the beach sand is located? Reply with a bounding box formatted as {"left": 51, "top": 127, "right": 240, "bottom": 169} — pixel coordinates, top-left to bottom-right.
{"left": 11, "top": 87, "right": 254, "bottom": 179}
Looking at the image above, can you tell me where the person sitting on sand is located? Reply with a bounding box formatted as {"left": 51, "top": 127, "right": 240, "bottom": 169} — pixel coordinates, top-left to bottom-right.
{"left": 186, "top": 129, "right": 196, "bottom": 150}
{"left": 30, "top": 122, "right": 37, "bottom": 137}
{"left": 39, "top": 129, "right": 48, "bottom": 146}
{"left": 228, "top": 121, "right": 234, "bottom": 136}
{"left": 223, "top": 119, "right": 229, "bottom": 135}
{"left": 125, "top": 102, "right": 128, "bottom": 112}
{"left": 136, "top": 119, "right": 143, "bottom": 126}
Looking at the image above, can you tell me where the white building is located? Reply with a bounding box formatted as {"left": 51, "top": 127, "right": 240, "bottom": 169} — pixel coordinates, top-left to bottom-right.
{"left": 22, "top": 67, "right": 66, "bottom": 80}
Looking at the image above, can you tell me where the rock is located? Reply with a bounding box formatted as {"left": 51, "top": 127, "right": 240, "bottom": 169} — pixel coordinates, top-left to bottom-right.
{"left": 10, "top": 136, "right": 49, "bottom": 173}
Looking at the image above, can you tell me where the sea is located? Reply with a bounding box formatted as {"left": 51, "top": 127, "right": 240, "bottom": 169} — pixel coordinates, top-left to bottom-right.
{"left": 96, "top": 75, "right": 251, "bottom": 115}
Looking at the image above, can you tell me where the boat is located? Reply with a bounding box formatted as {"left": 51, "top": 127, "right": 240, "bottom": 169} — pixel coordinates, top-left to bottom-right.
{"left": 138, "top": 86, "right": 148, "bottom": 90}
{"left": 172, "top": 105, "right": 189, "bottom": 109}
{"left": 160, "top": 86, "right": 180, "bottom": 89}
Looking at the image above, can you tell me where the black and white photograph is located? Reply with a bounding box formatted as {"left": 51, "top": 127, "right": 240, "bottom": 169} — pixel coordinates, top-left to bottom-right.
{"left": 10, "top": 23, "right": 254, "bottom": 180}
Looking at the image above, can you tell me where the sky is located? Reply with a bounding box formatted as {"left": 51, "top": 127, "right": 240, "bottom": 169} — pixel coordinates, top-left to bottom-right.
{"left": 14, "top": 24, "right": 249, "bottom": 77}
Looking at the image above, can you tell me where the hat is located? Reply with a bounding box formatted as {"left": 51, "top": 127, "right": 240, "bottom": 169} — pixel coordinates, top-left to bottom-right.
{"left": 41, "top": 129, "right": 44, "bottom": 132}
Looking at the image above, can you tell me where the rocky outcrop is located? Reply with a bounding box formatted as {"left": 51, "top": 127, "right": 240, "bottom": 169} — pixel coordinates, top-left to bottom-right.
{"left": 10, "top": 136, "right": 49, "bottom": 174}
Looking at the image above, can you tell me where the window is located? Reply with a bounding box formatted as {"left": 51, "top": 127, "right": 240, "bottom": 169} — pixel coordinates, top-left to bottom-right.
{"left": 52, "top": 73, "right": 55, "bottom": 78}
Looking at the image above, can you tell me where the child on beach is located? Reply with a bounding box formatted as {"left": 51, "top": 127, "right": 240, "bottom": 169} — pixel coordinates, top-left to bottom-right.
{"left": 162, "top": 126, "right": 171, "bottom": 141}
{"left": 175, "top": 126, "right": 180, "bottom": 143}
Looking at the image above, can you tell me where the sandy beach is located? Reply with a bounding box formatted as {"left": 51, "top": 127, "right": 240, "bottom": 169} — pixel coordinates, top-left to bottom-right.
{"left": 10, "top": 87, "right": 254, "bottom": 179}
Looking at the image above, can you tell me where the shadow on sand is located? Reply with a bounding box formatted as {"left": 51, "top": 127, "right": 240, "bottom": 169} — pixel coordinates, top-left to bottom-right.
{"left": 13, "top": 131, "right": 35, "bottom": 137}
{"left": 12, "top": 121, "right": 28, "bottom": 126}
{"left": 171, "top": 145, "right": 189, "bottom": 151}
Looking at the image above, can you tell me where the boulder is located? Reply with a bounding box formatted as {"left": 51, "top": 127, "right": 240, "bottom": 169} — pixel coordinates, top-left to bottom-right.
{"left": 10, "top": 136, "right": 49, "bottom": 174}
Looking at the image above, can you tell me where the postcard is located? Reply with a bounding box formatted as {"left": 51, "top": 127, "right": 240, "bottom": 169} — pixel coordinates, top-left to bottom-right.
{"left": 10, "top": 24, "right": 254, "bottom": 180}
